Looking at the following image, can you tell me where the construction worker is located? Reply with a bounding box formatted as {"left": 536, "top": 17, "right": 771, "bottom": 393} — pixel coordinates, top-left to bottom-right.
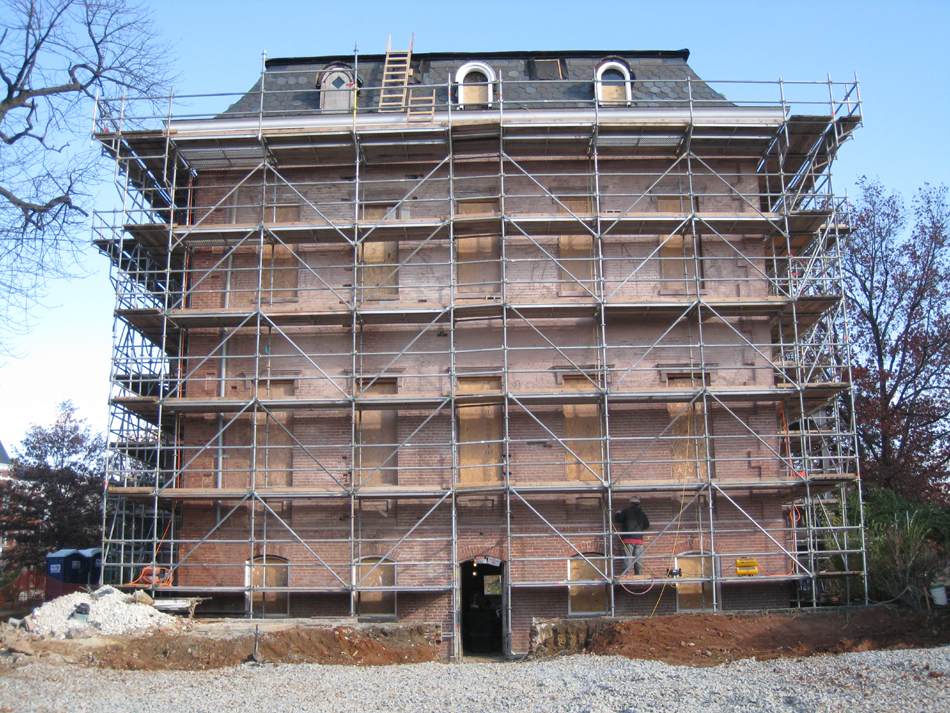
{"left": 614, "top": 497, "right": 650, "bottom": 575}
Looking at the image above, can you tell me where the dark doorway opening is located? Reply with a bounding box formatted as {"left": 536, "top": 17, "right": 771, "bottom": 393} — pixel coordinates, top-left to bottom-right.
{"left": 460, "top": 558, "right": 504, "bottom": 655}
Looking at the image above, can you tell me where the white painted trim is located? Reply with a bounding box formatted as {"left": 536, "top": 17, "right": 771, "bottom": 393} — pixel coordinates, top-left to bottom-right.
{"left": 455, "top": 61, "right": 496, "bottom": 109}
{"left": 595, "top": 61, "right": 632, "bottom": 105}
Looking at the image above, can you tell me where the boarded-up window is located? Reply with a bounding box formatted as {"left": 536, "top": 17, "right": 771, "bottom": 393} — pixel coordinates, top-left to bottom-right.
{"left": 563, "top": 375, "right": 602, "bottom": 481}
{"left": 262, "top": 244, "right": 299, "bottom": 301}
{"left": 358, "top": 556, "right": 396, "bottom": 617}
{"left": 266, "top": 203, "right": 301, "bottom": 224}
{"left": 667, "top": 376, "right": 708, "bottom": 482}
{"left": 660, "top": 234, "right": 703, "bottom": 292}
{"left": 249, "top": 555, "right": 289, "bottom": 617}
{"left": 558, "top": 197, "right": 594, "bottom": 294}
{"left": 456, "top": 201, "right": 501, "bottom": 294}
{"left": 676, "top": 553, "right": 714, "bottom": 611}
{"left": 320, "top": 68, "right": 355, "bottom": 111}
{"left": 226, "top": 380, "right": 295, "bottom": 488}
{"left": 256, "top": 379, "right": 295, "bottom": 487}
{"left": 568, "top": 553, "right": 607, "bottom": 614}
{"left": 461, "top": 71, "right": 489, "bottom": 108}
{"left": 657, "top": 195, "right": 702, "bottom": 292}
{"left": 457, "top": 377, "right": 503, "bottom": 483}
{"left": 359, "top": 205, "right": 399, "bottom": 298}
{"left": 357, "top": 380, "right": 398, "bottom": 486}
{"left": 600, "top": 68, "right": 626, "bottom": 104}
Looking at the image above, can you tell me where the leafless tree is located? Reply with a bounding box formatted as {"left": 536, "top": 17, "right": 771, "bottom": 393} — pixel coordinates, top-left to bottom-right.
{"left": 0, "top": 0, "right": 174, "bottom": 353}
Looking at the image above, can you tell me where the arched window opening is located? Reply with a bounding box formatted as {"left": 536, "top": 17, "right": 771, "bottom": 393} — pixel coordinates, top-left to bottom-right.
{"left": 358, "top": 556, "right": 396, "bottom": 618}
{"left": 247, "top": 555, "right": 289, "bottom": 617}
{"left": 456, "top": 62, "right": 496, "bottom": 109}
{"left": 596, "top": 61, "right": 632, "bottom": 106}
{"left": 319, "top": 66, "right": 355, "bottom": 111}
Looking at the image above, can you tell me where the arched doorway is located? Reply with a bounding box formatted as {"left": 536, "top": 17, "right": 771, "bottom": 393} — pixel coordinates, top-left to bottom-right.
{"left": 460, "top": 557, "right": 504, "bottom": 655}
{"left": 247, "top": 555, "right": 289, "bottom": 617}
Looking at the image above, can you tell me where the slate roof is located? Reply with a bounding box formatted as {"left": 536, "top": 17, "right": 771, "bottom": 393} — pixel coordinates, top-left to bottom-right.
{"left": 222, "top": 49, "right": 727, "bottom": 118}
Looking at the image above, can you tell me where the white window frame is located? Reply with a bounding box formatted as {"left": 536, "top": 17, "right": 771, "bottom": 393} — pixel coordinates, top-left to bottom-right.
{"left": 455, "top": 61, "right": 496, "bottom": 109}
{"left": 595, "top": 61, "right": 632, "bottom": 105}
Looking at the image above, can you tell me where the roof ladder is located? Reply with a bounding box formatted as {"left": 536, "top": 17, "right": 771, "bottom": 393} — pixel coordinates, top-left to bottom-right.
{"left": 378, "top": 34, "right": 413, "bottom": 113}
{"left": 407, "top": 88, "right": 436, "bottom": 122}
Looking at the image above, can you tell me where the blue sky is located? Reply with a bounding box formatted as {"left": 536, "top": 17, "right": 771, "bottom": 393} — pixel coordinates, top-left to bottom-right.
{"left": 0, "top": 0, "right": 946, "bottom": 449}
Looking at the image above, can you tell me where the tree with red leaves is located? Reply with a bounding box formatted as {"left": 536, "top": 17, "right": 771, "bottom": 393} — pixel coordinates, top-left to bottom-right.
{"left": 0, "top": 402, "right": 105, "bottom": 572}
{"left": 844, "top": 179, "right": 950, "bottom": 504}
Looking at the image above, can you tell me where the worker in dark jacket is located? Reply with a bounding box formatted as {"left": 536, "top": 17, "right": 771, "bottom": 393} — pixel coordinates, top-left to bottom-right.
{"left": 614, "top": 497, "right": 650, "bottom": 575}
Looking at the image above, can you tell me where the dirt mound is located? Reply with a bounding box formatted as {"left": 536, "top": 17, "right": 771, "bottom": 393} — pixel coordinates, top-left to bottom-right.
{"left": 81, "top": 624, "right": 439, "bottom": 670}
{"left": 587, "top": 608, "right": 950, "bottom": 666}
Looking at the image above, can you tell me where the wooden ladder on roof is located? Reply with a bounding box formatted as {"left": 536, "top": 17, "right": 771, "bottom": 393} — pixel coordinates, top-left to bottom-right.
{"left": 378, "top": 34, "right": 413, "bottom": 113}
{"left": 407, "top": 88, "right": 436, "bottom": 122}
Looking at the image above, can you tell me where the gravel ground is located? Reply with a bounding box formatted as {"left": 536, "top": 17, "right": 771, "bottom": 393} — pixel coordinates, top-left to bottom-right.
{"left": 0, "top": 647, "right": 948, "bottom": 713}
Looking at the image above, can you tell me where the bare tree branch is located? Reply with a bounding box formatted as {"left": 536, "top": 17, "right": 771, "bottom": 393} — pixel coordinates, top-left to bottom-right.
{"left": 0, "top": 0, "right": 175, "bottom": 355}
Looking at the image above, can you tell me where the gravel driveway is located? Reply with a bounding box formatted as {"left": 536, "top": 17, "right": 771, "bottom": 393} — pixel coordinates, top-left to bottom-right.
{"left": 1, "top": 647, "right": 948, "bottom": 712}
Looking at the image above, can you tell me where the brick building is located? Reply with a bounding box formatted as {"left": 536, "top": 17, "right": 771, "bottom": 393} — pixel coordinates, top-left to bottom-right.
{"left": 95, "top": 42, "right": 865, "bottom": 658}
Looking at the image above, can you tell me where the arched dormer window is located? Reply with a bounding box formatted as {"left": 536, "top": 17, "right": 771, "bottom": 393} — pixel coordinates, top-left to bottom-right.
{"left": 318, "top": 64, "right": 355, "bottom": 112}
{"left": 455, "top": 61, "right": 496, "bottom": 109}
{"left": 595, "top": 60, "right": 632, "bottom": 106}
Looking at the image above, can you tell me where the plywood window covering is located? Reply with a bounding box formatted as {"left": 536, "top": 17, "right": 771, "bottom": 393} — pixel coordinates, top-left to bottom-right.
{"left": 357, "top": 556, "right": 396, "bottom": 617}
{"left": 359, "top": 205, "right": 399, "bottom": 298}
{"left": 456, "top": 376, "right": 503, "bottom": 483}
{"left": 666, "top": 376, "right": 708, "bottom": 482}
{"left": 558, "top": 197, "right": 594, "bottom": 294}
{"left": 266, "top": 203, "right": 301, "bottom": 224}
{"left": 249, "top": 555, "right": 289, "bottom": 617}
{"left": 261, "top": 244, "right": 299, "bottom": 301}
{"left": 676, "top": 553, "right": 715, "bottom": 611}
{"left": 461, "top": 71, "right": 489, "bottom": 108}
{"left": 562, "top": 375, "right": 603, "bottom": 481}
{"left": 599, "top": 68, "right": 627, "bottom": 105}
{"left": 657, "top": 195, "right": 702, "bottom": 292}
{"left": 255, "top": 379, "right": 295, "bottom": 487}
{"left": 320, "top": 68, "right": 355, "bottom": 111}
{"left": 357, "top": 379, "right": 398, "bottom": 486}
{"left": 568, "top": 554, "right": 607, "bottom": 614}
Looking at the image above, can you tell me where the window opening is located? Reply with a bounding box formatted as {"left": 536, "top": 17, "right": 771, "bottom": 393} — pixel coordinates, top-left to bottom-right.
{"left": 248, "top": 555, "right": 289, "bottom": 617}
{"left": 357, "top": 556, "right": 396, "bottom": 618}
{"left": 558, "top": 197, "right": 594, "bottom": 294}
{"left": 359, "top": 204, "right": 399, "bottom": 298}
{"left": 319, "top": 66, "right": 355, "bottom": 111}
{"left": 666, "top": 375, "right": 708, "bottom": 482}
{"left": 676, "top": 552, "right": 715, "bottom": 611}
{"left": 596, "top": 61, "right": 631, "bottom": 105}
{"left": 456, "top": 62, "right": 496, "bottom": 109}
{"left": 456, "top": 377, "right": 503, "bottom": 483}
{"left": 568, "top": 553, "right": 607, "bottom": 615}
{"left": 261, "top": 244, "right": 299, "bottom": 302}
{"left": 357, "top": 379, "right": 399, "bottom": 486}
{"left": 562, "top": 374, "right": 602, "bottom": 481}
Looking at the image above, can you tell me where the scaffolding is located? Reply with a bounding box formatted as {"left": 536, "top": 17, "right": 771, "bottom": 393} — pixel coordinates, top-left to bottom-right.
{"left": 92, "top": 54, "right": 865, "bottom": 658}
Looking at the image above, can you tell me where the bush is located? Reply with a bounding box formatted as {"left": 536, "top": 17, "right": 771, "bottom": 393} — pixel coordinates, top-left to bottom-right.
{"left": 865, "top": 513, "right": 943, "bottom": 610}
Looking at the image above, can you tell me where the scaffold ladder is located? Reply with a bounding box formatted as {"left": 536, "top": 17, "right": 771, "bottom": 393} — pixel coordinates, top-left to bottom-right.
{"left": 378, "top": 34, "right": 414, "bottom": 112}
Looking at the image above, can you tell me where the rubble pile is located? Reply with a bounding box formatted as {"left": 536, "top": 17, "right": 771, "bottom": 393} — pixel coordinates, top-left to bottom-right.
{"left": 28, "top": 587, "right": 178, "bottom": 639}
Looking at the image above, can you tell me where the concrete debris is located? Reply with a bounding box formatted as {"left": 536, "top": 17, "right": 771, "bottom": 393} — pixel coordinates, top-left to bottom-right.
{"left": 29, "top": 587, "right": 178, "bottom": 640}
